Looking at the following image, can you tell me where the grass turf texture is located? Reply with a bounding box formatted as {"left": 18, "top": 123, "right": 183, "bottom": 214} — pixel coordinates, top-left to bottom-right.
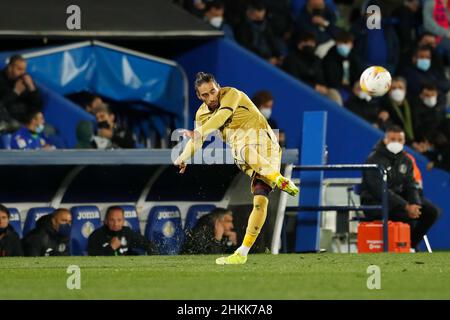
{"left": 1, "top": 253, "right": 449, "bottom": 299}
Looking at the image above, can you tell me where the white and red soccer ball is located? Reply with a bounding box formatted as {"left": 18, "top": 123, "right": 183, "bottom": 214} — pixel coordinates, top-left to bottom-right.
{"left": 359, "top": 66, "right": 392, "bottom": 97}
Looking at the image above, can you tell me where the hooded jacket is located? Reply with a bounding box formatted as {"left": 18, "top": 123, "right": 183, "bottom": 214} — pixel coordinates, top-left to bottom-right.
{"left": 361, "top": 140, "right": 421, "bottom": 211}
{"left": 21, "top": 214, "right": 70, "bottom": 256}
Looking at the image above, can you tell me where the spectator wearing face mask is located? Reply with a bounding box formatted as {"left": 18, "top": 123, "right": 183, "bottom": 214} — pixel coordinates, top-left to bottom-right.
{"left": 400, "top": 46, "right": 450, "bottom": 97}
{"left": 360, "top": 125, "right": 440, "bottom": 250}
{"left": 345, "top": 81, "right": 385, "bottom": 127}
{"left": 203, "top": 0, "right": 235, "bottom": 40}
{"left": 295, "top": 0, "right": 338, "bottom": 46}
{"left": 379, "top": 77, "right": 416, "bottom": 144}
{"left": 0, "top": 204, "right": 23, "bottom": 257}
{"left": 22, "top": 208, "right": 72, "bottom": 256}
{"left": 252, "top": 90, "right": 285, "bottom": 147}
{"left": 283, "top": 32, "right": 343, "bottom": 105}
{"left": 10, "top": 110, "right": 55, "bottom": 150}
{"left": 412, "top": 83, "right": 447, "bottom": 140}
{"left": 322, "top": 30, "right": 359, "bottom": 93}
{"left": 235, "top": 0, "right": 282, "bottom": 66}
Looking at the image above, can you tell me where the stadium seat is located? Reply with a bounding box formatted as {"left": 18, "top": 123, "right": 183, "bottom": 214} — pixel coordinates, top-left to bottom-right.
{"left": 7, "top": 208, "right": 22, "bottom": 238}
{"left": 119, "top": 205, "right": 141, "bottom": 233}
{"left": 23, "top": 207, "right": 54, "bottom": 236}
{"left": 70, "top": 206, "right": 102, "bottom": 256}
{"left": 184, "top": 205, "right": 216, "bottom": 231}
{"left": 144, "top": 206, "right": 183, "bottom": 255}
{"left": 0, "top": 134, "right": 12, "bottom": 149}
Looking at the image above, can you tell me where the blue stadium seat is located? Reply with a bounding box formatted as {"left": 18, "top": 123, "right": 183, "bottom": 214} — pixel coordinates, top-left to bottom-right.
{"left": 119, "top": 205, "right": 141, "bottom": 233}
{"left": 7, "top": 208, "right": 22, "bottom": 238}
{"left": 70, "top": 206, "right": 102, "bottom": 256}
{"left": 144, "top": 206, "right": 183, "bottom": 255}
{"left": 0, "top": 134, "right": 12, "bottom": 149}
{"left": 23, "top": 207, "right": 54, "bottom": 236}
{"left": 184, "top": 205, "right": 216, "bottom": 231}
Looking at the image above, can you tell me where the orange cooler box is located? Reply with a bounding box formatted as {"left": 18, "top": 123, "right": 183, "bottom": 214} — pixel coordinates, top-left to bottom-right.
{"left": 357, "top": 221, "right": 411, "bottom": 253}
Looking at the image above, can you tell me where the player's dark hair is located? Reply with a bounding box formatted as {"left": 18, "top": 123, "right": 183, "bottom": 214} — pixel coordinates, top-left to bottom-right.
{"left": 194, "top": 72, "right": 218, "bottom": 92}
{"left": 105, "top": 206, "right": 125, "bottom": 220}
{"left": 247, "top": 0, "right": 266, "bottom": 11}
{"left": 8, "top": 54, "right": 25, "bottom": 66}
{"left": 205, "top": 0, "right": 224, "bottom": 12}
{"left": 335, "top": 30, "right": 354, "bottom": 43}
{"left": 22, "top": 109, "right": 42, "bottom": 125}
{"left": 421, "top": 82, "right": 438, "bottom": 92}
{"left": 385, "top": 125, "right": 404, "bottom": 134}
{"left": 0, "top": 204, "right": 10, "bottom": 218}
{"left": 252, "top": 90, "right": 274, "bottom": 107}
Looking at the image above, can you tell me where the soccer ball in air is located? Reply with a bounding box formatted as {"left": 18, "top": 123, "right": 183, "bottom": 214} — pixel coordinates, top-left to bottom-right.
{"left": 359, "top": 66, "right": 392, "bottom": 97}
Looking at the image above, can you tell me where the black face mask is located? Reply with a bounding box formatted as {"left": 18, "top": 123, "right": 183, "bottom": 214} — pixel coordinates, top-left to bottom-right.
{"left": 97, "top": 120, "right": 111, "bottom": 130}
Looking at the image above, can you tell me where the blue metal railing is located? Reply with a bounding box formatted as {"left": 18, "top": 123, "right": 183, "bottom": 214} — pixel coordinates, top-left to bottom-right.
{"left": 286, "top": 164, "right": 389, "bottom": 252}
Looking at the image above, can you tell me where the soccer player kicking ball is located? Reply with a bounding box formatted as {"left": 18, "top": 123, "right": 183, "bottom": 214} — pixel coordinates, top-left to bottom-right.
{"left": 174, "top": 72, "right": 299, "bottom": 265}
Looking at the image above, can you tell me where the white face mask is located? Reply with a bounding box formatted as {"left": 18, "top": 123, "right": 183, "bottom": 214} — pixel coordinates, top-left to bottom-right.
{"left": 358, "top": 90, "right": 372, "bottom": 101}
{"left": 390, "top": 89, "right": 406, "bottom": 103}
{"left": 386, "top": 141, "right": 404, "bottom": 154}
{"left": 209, "top": 16, "right": 223, "bottom": 29}
{"left": 260, "top": 108, "right": 272, "bottom": 119}
{"left": 422, "top": 96, "right": 437, "bottom": 108}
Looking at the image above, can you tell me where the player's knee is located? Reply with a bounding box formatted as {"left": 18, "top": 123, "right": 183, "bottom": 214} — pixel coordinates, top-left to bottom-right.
{"left": 252, "top": 179, "right": 272, "bottom": 197}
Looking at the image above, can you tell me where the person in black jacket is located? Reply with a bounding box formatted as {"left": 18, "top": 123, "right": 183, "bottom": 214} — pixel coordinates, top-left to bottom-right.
{"left": 93, "top": 104, "right": 135, "bottom": 149}
{"left": 181, "top": 208, "right": 238, "bottom": 255}
{"left": 234, "top": 0, "right": 282, "bottom": 65}
{"left": 361, "top": 125, "right": 440, "bottom": 249}
{"left": 322, "top": 30, "right": 359, "bottom": 91}
{"left": 0, "top": 55, "right": 43, "bottom": 132}
{"left": 22, "top": 208, "right": 72, "bottom": 256}
{"left": 0, "top": 204, "right": 23, "bottom": 257}
{"left": 88, "top": 206, "right": 157, "bottom": 256}
{"left": 283, "top": 32, "right": 343, "bottom": 105}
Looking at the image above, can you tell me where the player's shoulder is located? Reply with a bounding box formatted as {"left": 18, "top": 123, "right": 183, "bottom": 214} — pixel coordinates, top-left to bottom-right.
{"left": 220, "top": 86, "right": 242, "bottom": 96}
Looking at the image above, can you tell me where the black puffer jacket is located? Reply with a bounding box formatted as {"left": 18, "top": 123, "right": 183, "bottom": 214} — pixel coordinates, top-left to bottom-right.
{"left": 87, "top": 225, "right": 158, "bottom": 256}
{"left": 0, "top": 225, "right": 23, "bottom": 257}
{"left": 361, "top": 140, "right": 421, "bottom": 211}
{"left": 21, "top": 214, "right": 70, "bottom": 256}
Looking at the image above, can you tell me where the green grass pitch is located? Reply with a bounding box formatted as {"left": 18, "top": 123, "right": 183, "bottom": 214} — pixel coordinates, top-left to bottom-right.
{"left": 1, "top": 253, "right": 450, "bottom": 299}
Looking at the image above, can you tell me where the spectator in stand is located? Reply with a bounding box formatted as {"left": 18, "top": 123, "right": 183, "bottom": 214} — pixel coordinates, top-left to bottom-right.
{"left": 88, "top": 206, "right": 158, "bottom": 256}
{"left": 181, "top": 208, "right": 238, "bottom": 255}
{"left": 411, "top": 83, "right": 447, "bottom": 139}
{"left": 0, "top": 204, "right": 23, "bottom": 257}
{"left": 346, "top": 81, "right": 386, "bottom": 128}
{"left": 414, "top": 131, "right": 450, "bottom": 172}
{"left": 22, "top": 209, "right": 72, "bottom": 256}
{"left": 81, "top": 94, "right": 104, "bottom": 115}
{"left": 391, "top": 0, "right": 422, "bottom": 57}
{"left": 294, "top": 0, "right": 338, "bottom": 47}
{"left": 361, "top": 125, "right": 440, "bottom": 250}
{"left": 423, "top": 0, "right": 450, "bottom": 65}
{"left": 203, "top": 0, "right": 235, "bottom": 40}
{"left": 322, "top": 30, "right": 359, "bottom": 93}
{"left": 92, "top": 104, "right": 135, "bottom": 149}
{"left": 252, "top": 90, "right": 286, "bottom": 147}
{"left": 283, "top": 32, "right": 343, "bottom": 105}
{"left": 264, "top": 0, "right": 294, "bottom": 55}
{"left": 379, "top": 77, "right": 416, "bottom": 144}
{"left": 0, "top": 55, "right": 42, "bottom": 133}
{"left": 400, "top": 45, "right": 450, "bottom": 97}
{"left": 10, "top": 110, "right": 55, "bottom": 150}
{"left": 235, "top": 0, "right": 283, "bottom": 66}
{"left": 352, "top": 0, "right": 400, "bottom": 74}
